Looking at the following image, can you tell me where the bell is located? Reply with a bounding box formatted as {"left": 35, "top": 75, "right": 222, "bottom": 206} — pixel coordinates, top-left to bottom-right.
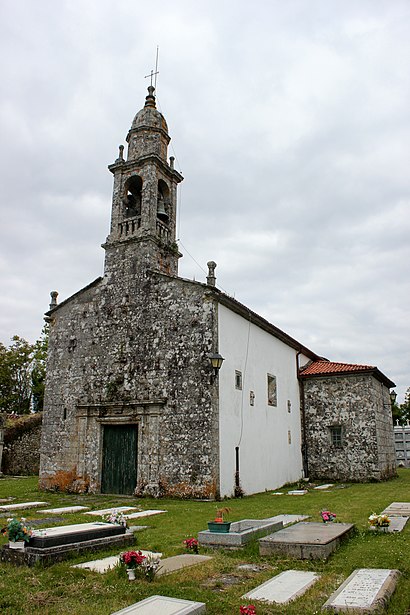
{"left": 157, "top": 200, "right": 169, "bottom": 222}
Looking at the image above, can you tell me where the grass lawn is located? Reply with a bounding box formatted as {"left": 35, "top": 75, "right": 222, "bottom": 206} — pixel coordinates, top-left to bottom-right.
{"left": 0, "top": 471, "right": 409, "bottom": 614}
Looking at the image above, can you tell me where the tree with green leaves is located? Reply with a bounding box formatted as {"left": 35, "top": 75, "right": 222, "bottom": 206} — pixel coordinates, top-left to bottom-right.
{"left": 399, "top": 388, "right": 410, "bottom": 425}
{"left": 0, "top": 327, "right": 48, "bottom": 414}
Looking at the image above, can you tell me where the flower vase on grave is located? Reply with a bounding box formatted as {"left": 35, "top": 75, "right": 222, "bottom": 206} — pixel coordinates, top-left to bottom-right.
{"left": 126, "top": 568, "right": 136, "bottom": 581}
{"left": 9, "top": 540, "right": 25, "bottom": 550}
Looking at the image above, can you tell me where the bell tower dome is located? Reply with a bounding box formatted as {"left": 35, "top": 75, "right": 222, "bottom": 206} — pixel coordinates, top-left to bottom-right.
{"left": 103, "top": 86, "right": 183, "bottom": 279}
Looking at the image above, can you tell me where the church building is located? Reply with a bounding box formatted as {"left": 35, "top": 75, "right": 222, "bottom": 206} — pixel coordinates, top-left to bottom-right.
{"left": 39, "top": 87, "right": 397, "bottom": 497}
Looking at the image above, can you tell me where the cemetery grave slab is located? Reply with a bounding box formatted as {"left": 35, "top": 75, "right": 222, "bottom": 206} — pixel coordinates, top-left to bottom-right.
{"left": 84, "top": 506, "right": 138, "bottom": 516}
{"left": 322, "top": 568, "right": 400, "bottom": 612}
{"left": 29, "top": 522, "right": 126, "bottom": 548}
{"left": 0, "top": 522, "right": 134, "bottom": 566}
{"left": 0, "top": 501, "right": 48, "bottom": 512}
{"left": 157, "top": 554, "right": 212, "bottom": 576}
{"left": 198, "top": 517, "right": 283, "bottom": 548}
{"left": 72, "top": 549, "right": 162, "bottom": 573}
{"left": 38, "top": 506, "right": 90, "bottom": 514}
{"left": 29, "top": 517, "right": 64, "bottom": 526}
{"left": 287, "top": 490, "right": 308, "bottom": 495}
{"left": 387, "top": 516, "right": 408, "bottom": 532}
{"left": 111, "top": 595, "right": 206, "bottom": 615}
{"left": 270, "top": 514, "right": 310, "bottom": 526}
{"left": 314, "top": 484, "right": 334, "bottom": 490}
{"left": 124, "top": 509, "right": 166, "bottom": 519}
{"left": 259, "top": 522, "right": 355, "bottom": 560}
{"left": 128, "top": 525, "right": 148, "bottom": 533}
{"left": 381, "top": 502, "right": 410, "bottom": 517}
{"left": 242, "top": 569, "right": 320, "bottom": 604}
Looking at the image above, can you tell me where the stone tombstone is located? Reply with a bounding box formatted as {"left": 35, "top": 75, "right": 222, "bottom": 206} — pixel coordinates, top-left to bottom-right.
{"left": 323, "top": 568, "right": 400, "bottom": 612}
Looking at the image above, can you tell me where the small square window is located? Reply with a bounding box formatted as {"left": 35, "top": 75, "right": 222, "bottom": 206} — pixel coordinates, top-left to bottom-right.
{"left": 330, "top": 426, "right": 343, "bottom": 448}
{"left": 250, "top": 390, "right": 255, "bottom": 406}
{"left": 267, "top": 374, "right": 277, "bottom": 406}
{"left": 235, "top": 370, "right": 242, "bottom": 390}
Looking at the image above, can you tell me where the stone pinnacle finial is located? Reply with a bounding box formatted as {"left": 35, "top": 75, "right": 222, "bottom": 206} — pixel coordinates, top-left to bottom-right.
{"left": 145, "top": 85, "right": 156, "bottom": 108}
{"left": 207, "top": 261, "right": 217, "bottom": 287}
{"left": 115, "top": 144, "right": 124, "bottom": 163}
{"left": 49, "top": 290, "right": 58, "bottom": 310}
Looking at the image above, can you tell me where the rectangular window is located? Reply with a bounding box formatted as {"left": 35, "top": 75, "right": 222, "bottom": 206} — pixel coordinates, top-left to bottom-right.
{"left": 235, "top": 370, "right": 242, "bottom": 390}
{"left": 330, "top": 426, "right": 343, "bottom": 448}
{"left": 267, "top": 374, "right": 277, "bottom": 406}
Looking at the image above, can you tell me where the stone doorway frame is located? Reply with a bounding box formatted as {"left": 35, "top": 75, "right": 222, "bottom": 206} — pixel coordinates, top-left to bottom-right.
{"left": 76, "top": 399, "right": 165, "bottom": 493}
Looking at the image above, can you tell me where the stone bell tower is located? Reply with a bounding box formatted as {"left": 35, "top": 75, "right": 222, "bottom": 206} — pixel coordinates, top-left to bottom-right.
{"left": 103, "top": 86, "right": 183, "bottom": 279}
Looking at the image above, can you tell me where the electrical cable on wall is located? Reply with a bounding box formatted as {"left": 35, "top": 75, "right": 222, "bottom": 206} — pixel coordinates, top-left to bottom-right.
{"left": 237, "top": 309, "right": 252, "bottom": 448}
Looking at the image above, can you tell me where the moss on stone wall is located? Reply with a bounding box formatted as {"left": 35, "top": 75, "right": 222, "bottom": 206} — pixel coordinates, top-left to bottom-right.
{"left": 2, "top": 413, "right": 42, "bottom": 475}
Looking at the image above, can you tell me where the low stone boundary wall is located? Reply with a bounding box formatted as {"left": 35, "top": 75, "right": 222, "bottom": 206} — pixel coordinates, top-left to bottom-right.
{"left": 2, "top": 414, "right": 42, "bottom": 475}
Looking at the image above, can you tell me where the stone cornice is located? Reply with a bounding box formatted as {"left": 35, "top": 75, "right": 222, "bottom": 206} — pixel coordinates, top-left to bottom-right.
{"left": 108, "top": 155, "right": 183, "bottom": 183}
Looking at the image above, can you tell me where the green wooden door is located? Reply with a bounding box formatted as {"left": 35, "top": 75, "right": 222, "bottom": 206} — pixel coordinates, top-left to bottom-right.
{"left": 101, "top": 425, "right": 138, "bottom": 494}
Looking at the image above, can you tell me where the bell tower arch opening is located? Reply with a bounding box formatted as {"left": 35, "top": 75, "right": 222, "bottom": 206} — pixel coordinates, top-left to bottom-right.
{"left": 123, "top": 175, "right": 142, "bottom": 218}
{"left": 157, "top": 179, "right": 170, "bottom": 224}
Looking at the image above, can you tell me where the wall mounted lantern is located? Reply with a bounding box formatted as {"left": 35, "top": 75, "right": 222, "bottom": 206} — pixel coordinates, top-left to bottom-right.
{"left": 209, "top": 353, "right": 224, "bottom": 383}
{"left": 384, "top": 389, "right": 397, "bottom": 411}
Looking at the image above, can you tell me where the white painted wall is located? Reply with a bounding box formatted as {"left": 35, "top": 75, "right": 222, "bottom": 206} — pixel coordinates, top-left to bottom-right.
{"left": 218, "top": 303, "right": 310, "bottom": 497}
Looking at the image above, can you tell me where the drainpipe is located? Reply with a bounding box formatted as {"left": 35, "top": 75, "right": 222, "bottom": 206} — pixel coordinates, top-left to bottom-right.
{"left": 297, "top": 351, "right": 309, "bottom": 478}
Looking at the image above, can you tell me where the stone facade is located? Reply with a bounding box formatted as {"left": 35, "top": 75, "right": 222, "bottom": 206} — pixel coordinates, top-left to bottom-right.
{"left": 41, "top": 273, "right": 220, "bottom": 496}
{"left": 302, "top": 373, "right": 396, "bottom": 482}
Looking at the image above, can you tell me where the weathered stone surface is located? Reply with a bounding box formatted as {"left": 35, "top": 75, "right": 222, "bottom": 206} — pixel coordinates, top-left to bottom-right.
{"left": 0, "top": 501, "right": 47, "bottom": 511}
{"left": 2, "top": 420, "right": 42, "bottom": 476}
{"left": 242, "top": 569, "right": 320, "bottom": 604}
{"left": 386, "top": 516, "right": 408, "bottom": 532}
{"left": 111, "top": 595, "right": 206, "bottom": 615}
{"left": 38, "top": 506, "right": 89, "bottom": 514}
{"left": 259, "top": 522, "right": 354, "bottom": 560}
{"left": 157, "top": 554, "right": 212, "bottom": 576}
{"left": 124, "top": 509, "right": 166, "bottom": 519}
{"left": 322, "top": 568, "right": 400, "bottom": 612}
{"left": 303, "top": 374, "right": 396, "bottom": 482}
{"left": 382, "top": 502, "right": 410, "bottom": 516}
{"left": 85, "top": 506, "right": 138, "bottom": 516}
{"left": 269, "top": 514, "right": 310, "bottom": 526}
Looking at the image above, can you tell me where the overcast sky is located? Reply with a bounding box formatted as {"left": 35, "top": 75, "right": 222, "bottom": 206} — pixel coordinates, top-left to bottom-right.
{"left": 1, "top": 1, "right": 409, "bottom": 401}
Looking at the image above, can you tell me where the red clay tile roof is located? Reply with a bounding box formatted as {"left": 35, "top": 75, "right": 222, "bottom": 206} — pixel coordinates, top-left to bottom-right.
{"left": 300, "top": 360, "right": 376, "bottom": 376}
{"left": 299, "top": 360, "right": 395, "bottom": 388}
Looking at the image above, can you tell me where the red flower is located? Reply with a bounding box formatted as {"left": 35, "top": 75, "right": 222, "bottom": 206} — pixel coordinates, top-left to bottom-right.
{"left": 240, "top": 605, "right": 256, "bottom": 614}
{"left": 183, "top": 538, "right": 199, "bottom": 553}
{"left": 121, "top": 550, "right": 146, "bottom": 568}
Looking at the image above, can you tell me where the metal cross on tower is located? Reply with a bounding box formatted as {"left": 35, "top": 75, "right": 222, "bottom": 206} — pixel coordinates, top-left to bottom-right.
{"left": 144, "top": 46, "right": 160, "bottom": 89}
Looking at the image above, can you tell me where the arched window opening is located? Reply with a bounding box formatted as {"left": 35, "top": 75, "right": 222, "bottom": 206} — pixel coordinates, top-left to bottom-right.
{"left": 157, "top": 179, "right": 170, "bottom": 224}
{"left": 123, "top": 175, "right": 142, "bottom": 218}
